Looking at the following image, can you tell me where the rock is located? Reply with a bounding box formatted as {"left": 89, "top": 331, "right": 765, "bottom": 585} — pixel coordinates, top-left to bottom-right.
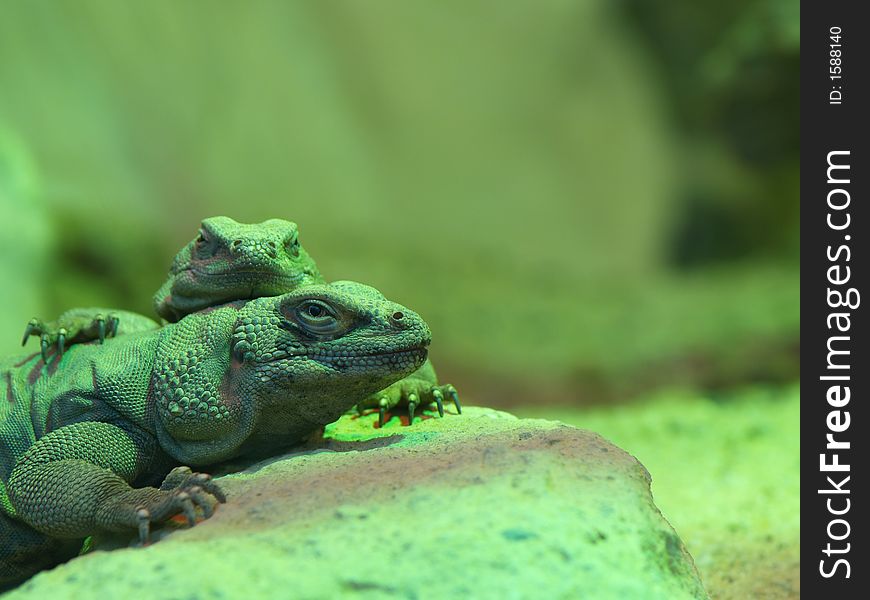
{"left": 6, "top": 407, "right": 708, "bottom": 599}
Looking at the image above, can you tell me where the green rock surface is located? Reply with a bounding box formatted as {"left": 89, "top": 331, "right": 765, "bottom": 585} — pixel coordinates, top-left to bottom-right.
{"left": 517, "top": 386, "right": 801, "bottom": 599}
{"left": 5, "top": 407, "right": 708, "bottom": 600}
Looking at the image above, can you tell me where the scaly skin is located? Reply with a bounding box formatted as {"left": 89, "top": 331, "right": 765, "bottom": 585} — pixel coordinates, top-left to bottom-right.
{"left": 22, "top": 217, "right": 460, "bottom": 425}
{"left": 1, "top": 281, "right": 429, "bottom": 589}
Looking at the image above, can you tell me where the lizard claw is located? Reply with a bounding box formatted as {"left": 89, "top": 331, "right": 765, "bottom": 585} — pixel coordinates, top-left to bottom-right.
{"left": 407, "top": 393, "right": 418, "bottom": 424}
{"left": 176, "top": 492, "right": 197, "bottom": 527}
{"left": 57, "top": 328, "right": 67, "bottom": 358}
{"left": 108, "top": 313, "right": 120, "bottom": 338}
{"left": 431, "top": 388, "right": 445, "bottom": 417}
{"left": 95, "top": 314, "right": 107, "bottom": 343}
{"left": 378, "top": 397, "right": 389, "bottom": 428}
{"left": 187, "top": 486, "right": 216, "bottom": 519}
{"left": 445, "top": 384, "right": 461, "bottom": 414}
{"left": 190, "top": 472, "right": 226, "bottom": 504}
{"left": 40, "top": 336, "right": 50, "bottom": 363}
{"left": 136, "top": 508, "right": 151, "bottom": 545}
{"left": 22, "top": 318, "right": 42, "bottom": 347}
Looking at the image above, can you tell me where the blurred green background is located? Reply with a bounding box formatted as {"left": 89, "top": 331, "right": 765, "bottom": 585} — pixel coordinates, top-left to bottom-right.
{"left": 0, "top": 1, "right": 798, "bottom": 597}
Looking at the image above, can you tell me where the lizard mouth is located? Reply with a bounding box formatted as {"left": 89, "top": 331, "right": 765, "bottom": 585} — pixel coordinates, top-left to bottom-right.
{"left": 188, "top": 267, "right": 308, "bottom": 282}
{"left": 257, "top": 345, "right": 428, "bottom": 365}
{"left": 309, "top": 346, "right": 429, "bottom": 372}
{"left": 312, "top": 346, "right": 428, "bottom": 361}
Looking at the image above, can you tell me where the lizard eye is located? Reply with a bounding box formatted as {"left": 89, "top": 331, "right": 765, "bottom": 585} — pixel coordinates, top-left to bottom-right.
{"left": 294, "top": 300, "right": 340, "bottom": 335}
{"left": 286, "top": 236, "right": 301, "bottom": 257}
{"left": 194, "top": 230, "right": 216, "bottom": 257}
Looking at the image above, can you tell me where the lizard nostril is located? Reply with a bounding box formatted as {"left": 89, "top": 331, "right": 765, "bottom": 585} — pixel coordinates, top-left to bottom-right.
{"left": 265, "top": 241, "right": 278, "bottom": 258}
{"left": 230, "top": 239, "right": 242, "bottom": 254}
{"left": 392, "top": 311, "right": 404, "bottom": 321}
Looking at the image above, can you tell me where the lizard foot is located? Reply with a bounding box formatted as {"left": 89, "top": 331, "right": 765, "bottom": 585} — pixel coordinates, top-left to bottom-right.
{"left": 357, "top": 380, "right": 461, "bottom": 427}
{"left": 97, "top": 466, "right": 226, "bottom": 545}
{"left": 140, "top": 467, "right": 226, "bottom": 544}
{"left": 22, "top": 312, "right": 120, "bottom": 362}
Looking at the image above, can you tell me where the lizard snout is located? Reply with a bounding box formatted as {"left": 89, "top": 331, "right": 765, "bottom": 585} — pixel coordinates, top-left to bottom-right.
{"left": 229, "top": 239, "right": 279, "bottom": 260}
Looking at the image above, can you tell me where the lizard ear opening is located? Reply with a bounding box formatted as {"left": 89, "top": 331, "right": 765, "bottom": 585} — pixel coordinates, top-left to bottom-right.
{"left": 232, "top": 337, "right": 255, "bottom": 363}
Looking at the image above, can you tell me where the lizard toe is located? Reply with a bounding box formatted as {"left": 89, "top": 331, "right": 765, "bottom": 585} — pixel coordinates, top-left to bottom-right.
{"left": 406, "top": 393, "right": 418, "bottom": 426}
{"left": 57, "top": 329, "right": 67, "bottom": 358}
{"left": 136, "top": 508, "right": 152, "bottom": 545}
{"left": 159, "top": 466, "right": 194, "bottom": 491}
{"left": 40, "top": 336, "right": 50, "bottom": 363}
{"left": 191, "top": 473, "right": 226, "bottom": 504}
{"left": 378, "top": 397, "right": 389, "bottom": 428}
{"left": 431, "top": 388, "right": 445, "bottom": 417}
{"left": 158, "top": 467, "right": 226, "bottom": 506}
{"left": 187, "top": 488, "right": 216, "bottom": 519}
{"left": 445, "top": 384, "right": 461, "bottom": 414}
{"left": 21, "top": 318, "right": 42, "bottom": 347}
{"left": 94, "top": 314, "right": 107, "bottom": 343}
{"left": 107, "top": 313, "right": 120, "bottom": 337}
{"left": 175, "top": 492, "right": 197, "bottom": 527}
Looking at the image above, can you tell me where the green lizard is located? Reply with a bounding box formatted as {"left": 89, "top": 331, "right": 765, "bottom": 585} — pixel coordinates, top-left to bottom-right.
{"left": 1, "top": 281, "right": 430, "bottom": 589}
{"left": 23, "top": 217, "right": 459, "bottom": 426}
{"left": 21, "top": 217, "right": 323, "bottom": 357}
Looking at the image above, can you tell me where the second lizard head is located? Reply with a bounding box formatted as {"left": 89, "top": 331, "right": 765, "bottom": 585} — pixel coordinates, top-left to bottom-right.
{"left": 154, "top": 216, "right": 325, "bottom": 322}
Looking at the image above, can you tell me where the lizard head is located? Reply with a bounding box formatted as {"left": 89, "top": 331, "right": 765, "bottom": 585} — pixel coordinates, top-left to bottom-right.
{"left": 231, "top": 280, "right": 430, "bottom": 398}
{"left": 153, "top": 216, "right": 325, "bottom": 322}
{"left": 153, "top": 281, "right": 431, "bottom": 462}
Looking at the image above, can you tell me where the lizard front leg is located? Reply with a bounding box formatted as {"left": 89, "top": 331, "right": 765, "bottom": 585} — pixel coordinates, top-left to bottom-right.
{"left": 7, "top": 422, "right": 224, "bottom": 544}
{"left": 21, "top": 309, "right": 160, "bottom": 362}
{"left": 355, "top": 359, "right": 461, "bottom": 427}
